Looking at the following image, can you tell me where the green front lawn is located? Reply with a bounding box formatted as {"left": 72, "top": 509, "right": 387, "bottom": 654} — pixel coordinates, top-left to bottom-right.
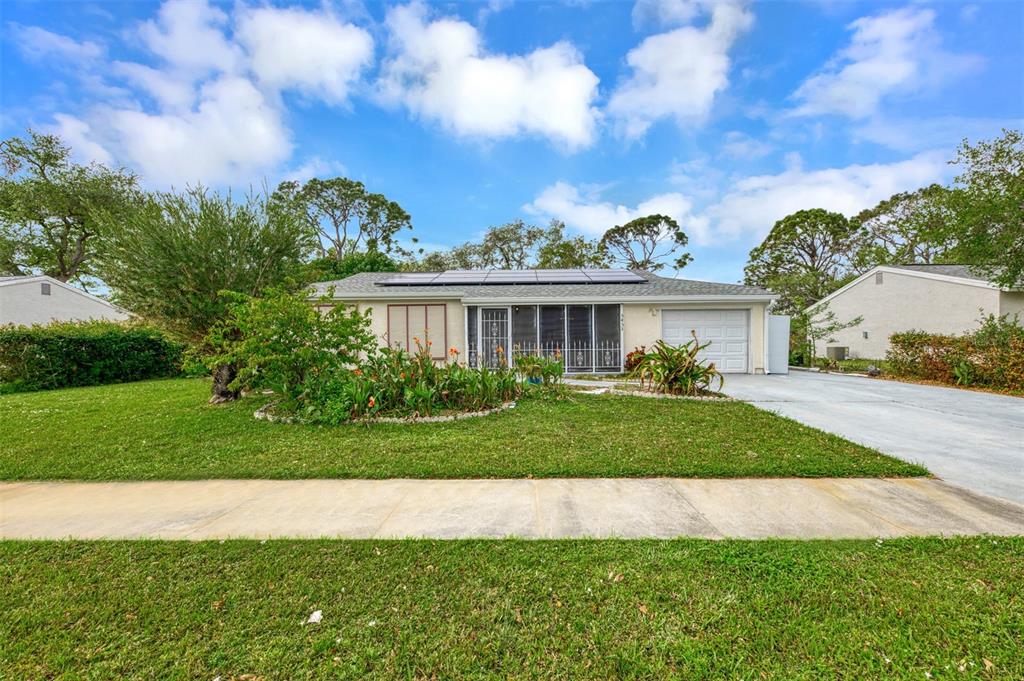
{"left": 3, "top": 538, "right": 1021, "bottom": 679}
{"left": 0, "top": 378, "right": 925, "bottom": 480}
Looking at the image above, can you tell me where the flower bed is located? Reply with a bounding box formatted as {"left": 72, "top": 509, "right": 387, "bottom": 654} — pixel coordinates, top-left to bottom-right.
{"left": 203, "top": 288, "right": 567, "bottom": 425}
{"left": 254, "top": 399, "right": 519, "bottom": 425}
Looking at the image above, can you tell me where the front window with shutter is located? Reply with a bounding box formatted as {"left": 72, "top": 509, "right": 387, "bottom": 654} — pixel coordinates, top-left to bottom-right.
{"left": 386, "top": 304, "right": 448, "bottom": 360}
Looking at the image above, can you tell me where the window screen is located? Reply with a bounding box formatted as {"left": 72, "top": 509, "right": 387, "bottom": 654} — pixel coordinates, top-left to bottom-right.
{"left": 566, "top": 305, "right": 593, "bottom": 372}
{"left": 511, "top": 305, "right": 538, "bottom": 355}
{"left": 593, "top": 304, "right": 621, "bottom": 372}
{"left": 466, "top": 306, "right": 478, "bottom": 368}
{"left": 539, "top": 305, "right": 565, "bottom": 359}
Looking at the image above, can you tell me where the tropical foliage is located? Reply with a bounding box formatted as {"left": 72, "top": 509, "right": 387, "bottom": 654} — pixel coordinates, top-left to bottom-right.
{"left": 512, "top": 352, "right": 564, "bottom": 385}
{"left": 203, "top": 287, "right": 374, "bottom": 411}
{"left": 628, "top": 335, "right": 724, "bottom": 396}
{"left": 204, "top": 289, "right": 560, "bottom": 423}
{"left": 321, "top": 343, "right": 526, "bottom": 423}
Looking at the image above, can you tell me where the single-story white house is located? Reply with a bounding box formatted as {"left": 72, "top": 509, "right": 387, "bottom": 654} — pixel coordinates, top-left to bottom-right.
{"left": 0, "top": 275, "right": 130, "bottom": 327}
{"left": 312, "top": 269, "right": 783, "bottom": 374}
{"left": 810, "top": 264, "right": 1024, "bottom": 359}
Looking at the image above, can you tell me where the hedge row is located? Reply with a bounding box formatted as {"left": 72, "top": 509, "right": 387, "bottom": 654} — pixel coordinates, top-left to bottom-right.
{"left": 886, "top": 316, "right": 1024, "bottom": 392}
{"left": 0, "top": 321, "right": 185, "bottom": 393}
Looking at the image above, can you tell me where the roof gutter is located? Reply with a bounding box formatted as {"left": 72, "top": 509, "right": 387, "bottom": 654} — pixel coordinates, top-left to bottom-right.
{"left": 313, "top": 291, "right": 778, "bottom": 304}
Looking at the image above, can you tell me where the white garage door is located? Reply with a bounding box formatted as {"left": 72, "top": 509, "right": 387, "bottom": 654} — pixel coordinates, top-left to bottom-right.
{"left": 662, "top": 309, "right": 749, "bottom": 373}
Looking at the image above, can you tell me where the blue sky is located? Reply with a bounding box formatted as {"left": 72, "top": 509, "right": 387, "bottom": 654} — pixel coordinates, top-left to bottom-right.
{"left": 2, "top": 0, "right": 1022, "bottom": 282}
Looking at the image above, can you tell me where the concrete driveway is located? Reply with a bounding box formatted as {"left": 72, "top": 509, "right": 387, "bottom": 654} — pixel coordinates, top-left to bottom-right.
{"left": 723, "top": 371, "right": 1024, "bottom": 504}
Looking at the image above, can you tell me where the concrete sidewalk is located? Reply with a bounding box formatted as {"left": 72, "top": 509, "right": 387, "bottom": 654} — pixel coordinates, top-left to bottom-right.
{"left": 3, "top": 478, "right": 1024, "bottom": 540}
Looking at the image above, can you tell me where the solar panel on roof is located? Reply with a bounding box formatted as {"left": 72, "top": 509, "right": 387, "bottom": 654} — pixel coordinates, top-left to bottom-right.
{"left": 535, "top": 270, "right": 589, "bottom": 283}
{"left": 431, "top": 272, "right": 488, "bottom": 284}
{"left": 376, "top": 269, "right": 647, "bottom": 287}
{"left": 584, "top": 270, "right": 644, "bottom": 283}
{"left": 484, "top": 271, "right": 538, "bottom": 284}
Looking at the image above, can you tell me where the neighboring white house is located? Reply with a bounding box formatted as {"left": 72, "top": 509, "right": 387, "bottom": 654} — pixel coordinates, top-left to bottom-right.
{"left": 311, "top": 269, "right": 781, "bottom": 374}
{"left": 809, "top": 264, "right": 1024, "bottom": 359}
{"left": 0, "top": 275, "right": 130, "bottom": 327}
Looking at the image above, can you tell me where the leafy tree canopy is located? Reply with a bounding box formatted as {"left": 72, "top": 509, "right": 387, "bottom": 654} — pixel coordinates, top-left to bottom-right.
{"left": 850, "top": 184, "right": 960, "bottom": 273}
{"left": 97, "top": 186, "right": 314, "bottom": 343}
{"left": 0, "top": 130, "right": 139, "bottom": 285}
{"left": 300, "top": 249, "right": 399, "bottom": 285}
{"left": 599, "top": 214, "right": 692, "bottom": 272}
{"left": 535, "top": 220, "right": 610, "bottom": 269}
{"left": 272, "top": 177, "right": 412, "bottom": 260}
{"left": 744, "top": 208, "right": 858, "bottom": 314}
{"left": 407, "top": 219, "right": 607, "bottom": 271}
{"left": 943, "top": 129, "right": 1024, "bottom": 288}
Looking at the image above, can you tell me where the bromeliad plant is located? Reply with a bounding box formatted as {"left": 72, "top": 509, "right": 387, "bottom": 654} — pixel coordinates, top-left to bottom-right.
{"left": 512, "top": 351, "right": 564, "bottom": 386}
{"left": 629, "top": 333, "right": 724, "bottom": 396}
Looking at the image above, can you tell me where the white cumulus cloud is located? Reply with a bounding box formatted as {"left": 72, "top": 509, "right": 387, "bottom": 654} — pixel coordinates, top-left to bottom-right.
{"left": 524, "top": 181, "right": 711, "bottom": 243}
{"left": 378, "top": 2, "right": 600, "bottom": 150}
{"left": 78, "top": 76, "right": 292, "bottom": 187}
{"left": 704, "top": 151, "right": 951, "bottom": 239}
{"left": 33, "top": 0, "right": 382, "bottom": 187}
{"left": 608, "top": 0, "right": 753, "bottom": 139}
{"left": 137, "top": 0, "right": 243, "bottom": 75}
{"left": 236, "top": 5, "right": 374, "bottom": 104}
{"left": 7, "top": 24, "right": 104, "bottom": 62}
{"left": 791, "top": 7, "right": 981, "bottom": 119}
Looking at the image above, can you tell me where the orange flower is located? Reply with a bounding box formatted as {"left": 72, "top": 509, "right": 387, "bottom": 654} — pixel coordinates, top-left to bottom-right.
{"left": 368, "top": 396, "right": 376, "bottom": 408}
{"left": 400, "top": 372, "right": 406, "bottom": 380}
{"left": 449, "top": 346, "right": 459, "bottom": 356}
{"left": 413, "top": 336, "right": 421, "bottom": 345}
{"left": 353, "top": 368, "right": 362, "bottom": 376}
{"left": 427, "top": 340, "right": 432, "bottom": 346}
{"left": 496, "top": 345, "right": 504, "bottom": 354}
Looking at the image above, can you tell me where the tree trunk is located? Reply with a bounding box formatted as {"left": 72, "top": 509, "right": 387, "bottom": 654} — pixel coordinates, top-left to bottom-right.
{"left": 209, "top": 362, "right": 241, "bottom": 404}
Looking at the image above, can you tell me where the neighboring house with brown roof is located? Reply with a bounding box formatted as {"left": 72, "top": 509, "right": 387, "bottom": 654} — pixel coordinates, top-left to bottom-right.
{"left": 312, "top": 269, "right": 782, "bottom": 374}
{"left": 809, "top": 264, "right": 1024, "bottom": 359}
{"left": 0, "top": 275, "right": 130, "bottom": 327}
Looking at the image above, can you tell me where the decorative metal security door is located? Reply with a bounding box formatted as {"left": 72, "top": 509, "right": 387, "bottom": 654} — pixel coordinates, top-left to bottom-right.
{"left": 480, "top": 308, "right": 509, "bottom": 368}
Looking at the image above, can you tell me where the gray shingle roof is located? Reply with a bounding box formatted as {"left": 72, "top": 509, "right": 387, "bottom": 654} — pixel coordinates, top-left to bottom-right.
{"left": 886, "top": 264, "right": 991, "bottom": 282}
{"left": 312, "top": 270, "right": 773, "bottom": 301}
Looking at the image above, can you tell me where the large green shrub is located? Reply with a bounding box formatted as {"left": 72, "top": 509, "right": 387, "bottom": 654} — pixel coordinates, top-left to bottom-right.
{"left": 887, "top": 314, "right": 1024, "bottom": 391}
{"left": 205, "top": 288, "right": 544, "bottom": 423}
{"left": 0, "top": 321, "right": 184, "bottom": 392}
{"left": 203, "top": 288, "right": 374, "bottom": 413}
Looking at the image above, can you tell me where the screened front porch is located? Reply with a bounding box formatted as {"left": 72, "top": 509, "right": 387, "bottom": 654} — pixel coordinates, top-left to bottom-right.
{"left": 465, "top": 304, "right": 622, "bottom": 373}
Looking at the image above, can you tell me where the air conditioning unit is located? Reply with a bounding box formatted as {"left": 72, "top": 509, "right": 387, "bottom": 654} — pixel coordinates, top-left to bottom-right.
{"left": 826, "top": 346, "right": 848, "bottom": 361}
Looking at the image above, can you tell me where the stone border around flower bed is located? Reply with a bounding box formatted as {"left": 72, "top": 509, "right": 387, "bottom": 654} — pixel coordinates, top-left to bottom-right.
{"left": 578, "top": 387, "right": 730, "bottom": 401}
{"left": 254, "top": 400, "right": 518, "bottom": 425}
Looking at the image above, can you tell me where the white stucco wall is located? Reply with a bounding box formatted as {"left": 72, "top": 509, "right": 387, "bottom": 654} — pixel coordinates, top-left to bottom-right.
{"left": 350, "top": 299, "right": 465, "bottom": 357}
{"left": 999, "top": 291, "right": 1024, "bottom": 321}
{"left": 336, "top": 299, "right": 769, "bottom": 372}
{"left": 622, "top": 302, "right": 768, "bottom": 373}
{"left": 0, "top": 279, "right": 129, "bottom": 327}
{"left": 816, "top": 270, "right": 1002, "bottom": 359}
